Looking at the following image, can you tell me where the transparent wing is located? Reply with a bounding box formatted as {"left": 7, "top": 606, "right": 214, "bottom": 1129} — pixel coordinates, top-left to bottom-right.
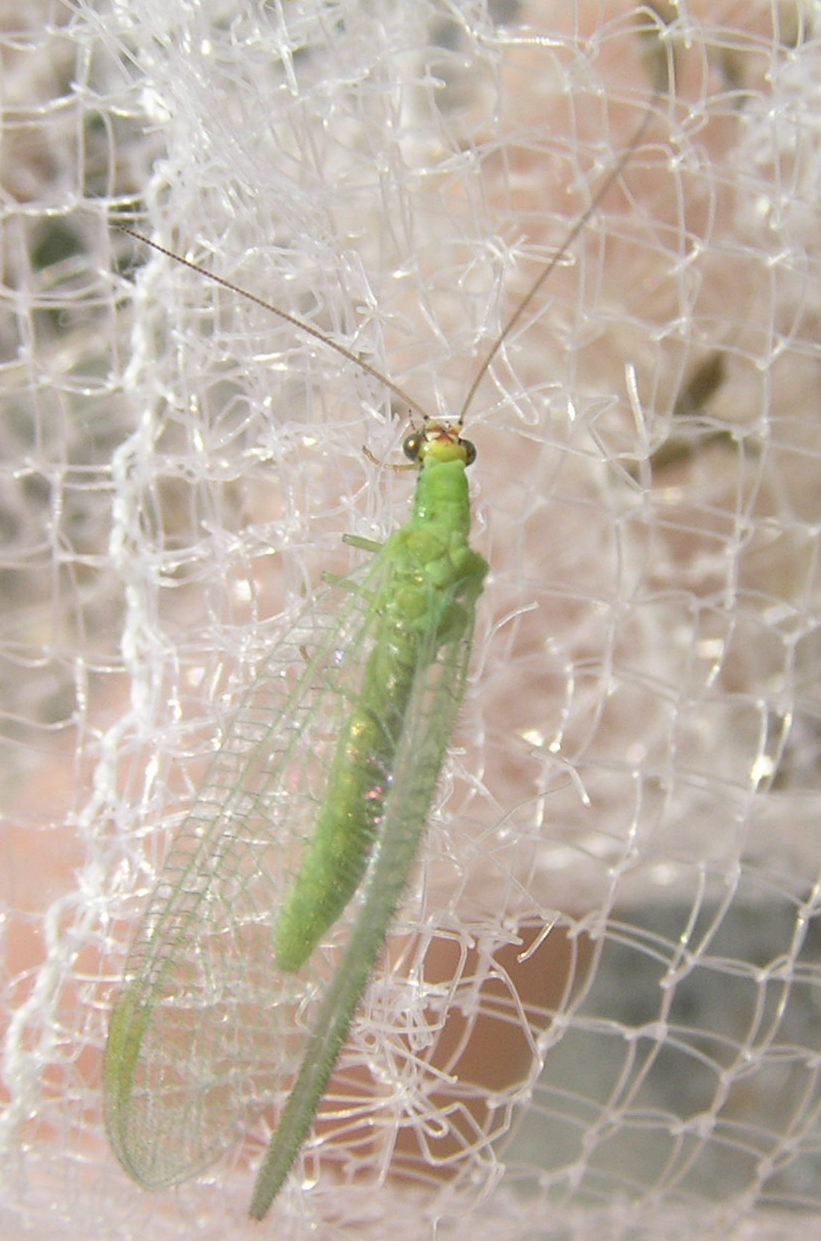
{"left": 103, "top": 547, "right": 477, "bottom": 1198}
{"left": 104, "top": 551, "right": 392, "bottom": 1188}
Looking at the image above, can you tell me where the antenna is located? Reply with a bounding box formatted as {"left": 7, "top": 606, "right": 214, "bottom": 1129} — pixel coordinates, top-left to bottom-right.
{"left": 119, "top": 95, "right": 658, "bottom": 431}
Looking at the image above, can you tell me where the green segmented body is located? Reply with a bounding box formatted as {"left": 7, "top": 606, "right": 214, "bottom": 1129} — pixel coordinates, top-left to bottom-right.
{"left": 274, "top": 434, "right": 487, "bottom": 973}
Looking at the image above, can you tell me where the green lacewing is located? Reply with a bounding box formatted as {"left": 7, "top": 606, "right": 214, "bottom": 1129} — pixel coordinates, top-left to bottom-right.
{"left": 104, "top": 103, "right": 655, "bottom": 1219}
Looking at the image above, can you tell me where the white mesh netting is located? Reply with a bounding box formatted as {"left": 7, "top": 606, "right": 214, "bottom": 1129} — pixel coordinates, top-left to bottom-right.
{"left": 3, "top": 0, "right": 821, "bottom": 1237}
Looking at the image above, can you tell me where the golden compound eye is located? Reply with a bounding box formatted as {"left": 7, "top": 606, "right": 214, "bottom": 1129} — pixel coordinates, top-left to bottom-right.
{"left": 462, "top": 438, "right": 477, "bottom": 467}
{"left": 402, "top": 430, "right": 424, "bottom": 461}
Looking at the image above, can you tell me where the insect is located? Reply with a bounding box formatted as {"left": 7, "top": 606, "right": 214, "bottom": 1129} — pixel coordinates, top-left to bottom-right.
{"left": 104, "top": 101, "right": 656, "bottom": 1220}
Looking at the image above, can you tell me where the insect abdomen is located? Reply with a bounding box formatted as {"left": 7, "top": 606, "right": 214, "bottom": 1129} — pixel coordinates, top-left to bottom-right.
{"left": 272, "top": 458, "right": 486, "bottom": 973}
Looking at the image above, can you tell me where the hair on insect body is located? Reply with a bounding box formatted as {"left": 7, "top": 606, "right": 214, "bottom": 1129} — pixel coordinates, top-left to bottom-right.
{"left": 105, "top": 94, "right": 659, "bottom": 1221}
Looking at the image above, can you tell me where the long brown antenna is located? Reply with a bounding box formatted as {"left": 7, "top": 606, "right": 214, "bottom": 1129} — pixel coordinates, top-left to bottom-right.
{"left": 118, "top": 227, "right": 431, "bottom": 425}
{"left": 456, "top": 95, "right": 659, "bottom": 424}
{"left": 119, "top": 94, "right": 657, "bottom": 431}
